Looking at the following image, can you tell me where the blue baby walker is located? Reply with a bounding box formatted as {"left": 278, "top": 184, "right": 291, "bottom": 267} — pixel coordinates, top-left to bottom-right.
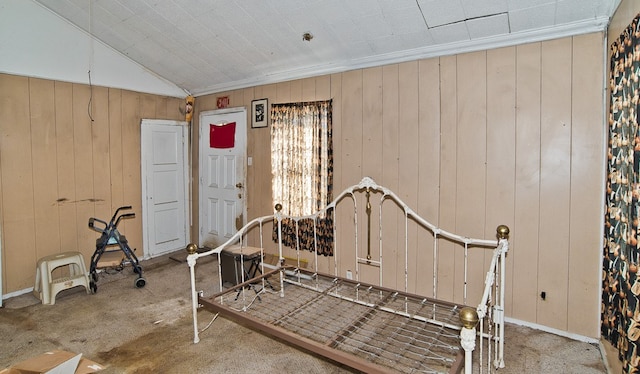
{"left": 88, "top": 206, "right": 146, "bottom": 292}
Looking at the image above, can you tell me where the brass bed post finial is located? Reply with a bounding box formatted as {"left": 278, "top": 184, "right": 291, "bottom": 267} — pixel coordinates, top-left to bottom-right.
{"left": 186, "top": 243, "right": 198, "bottom": 255}
{"left": 459, "top": 307, "right": 479, "bottom": 329}
{"left": 275, "top": 203, "right": 282, "bottom": 212}
{"left": 496, "top": 225, "right": 510, "bottom": 240}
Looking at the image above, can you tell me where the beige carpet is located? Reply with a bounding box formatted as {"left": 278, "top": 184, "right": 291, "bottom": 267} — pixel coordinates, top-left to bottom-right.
{"left": 0, "top": 252, "right": 609, "bottom": 373}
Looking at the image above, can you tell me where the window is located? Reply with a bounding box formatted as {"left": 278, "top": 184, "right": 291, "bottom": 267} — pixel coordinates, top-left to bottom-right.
{"left": 270, "top": 100, "right": 334, "bottom": 255}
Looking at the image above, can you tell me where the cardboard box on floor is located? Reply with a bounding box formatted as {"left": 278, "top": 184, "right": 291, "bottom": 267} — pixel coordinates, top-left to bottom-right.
{"left": 0, "top": 350, "right": 104, "bottom": 374}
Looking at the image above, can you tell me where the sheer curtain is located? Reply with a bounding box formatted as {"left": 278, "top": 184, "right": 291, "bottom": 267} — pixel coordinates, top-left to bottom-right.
{"left": 271, "top": 100, "right": 334, "bottom": 256}
{"left": 603, "top": 14, "right": 640, "bottom": 372}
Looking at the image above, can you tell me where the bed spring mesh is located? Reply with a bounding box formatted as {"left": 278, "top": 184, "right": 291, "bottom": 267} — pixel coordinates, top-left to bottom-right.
{"left": 202, "top": 269, "right": 465, "bottom": 374}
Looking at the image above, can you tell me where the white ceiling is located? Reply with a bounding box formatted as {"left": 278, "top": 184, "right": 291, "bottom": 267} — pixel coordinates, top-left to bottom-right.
{"left": 34, "top": 0, "right": 620, "bottom": 96}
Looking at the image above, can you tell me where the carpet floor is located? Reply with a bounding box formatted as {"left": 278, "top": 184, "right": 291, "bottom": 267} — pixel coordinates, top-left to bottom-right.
{"left": 0, "top": 252, "right": 610, "bottom": 373}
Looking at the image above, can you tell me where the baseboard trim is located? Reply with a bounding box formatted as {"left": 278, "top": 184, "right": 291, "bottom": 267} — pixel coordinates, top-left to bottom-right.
{"left": 1, "top": 286, "right": 33, "bottom": 301}
{"left": 504, "top": 316, "right": 599, "bottom": 344}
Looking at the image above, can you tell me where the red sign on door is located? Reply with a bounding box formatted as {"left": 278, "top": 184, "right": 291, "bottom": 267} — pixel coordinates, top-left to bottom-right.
{"left": 210, "top": 122, "right": 236, "bottom": 148}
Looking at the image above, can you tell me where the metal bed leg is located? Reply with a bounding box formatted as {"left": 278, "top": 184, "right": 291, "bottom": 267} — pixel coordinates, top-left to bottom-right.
{"left": 186, "top": 244, "right": 201, "bottom": 344}
{"left": 460, "top": 307, "right": 479, "bottom": 374}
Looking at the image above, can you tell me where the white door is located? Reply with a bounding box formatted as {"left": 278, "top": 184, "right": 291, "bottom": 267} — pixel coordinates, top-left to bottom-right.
{"left": 199, "top": 108, "right": 247, "bottom": 248}
{"left": 141, "top": 119, "right": 190, "bottom": 258}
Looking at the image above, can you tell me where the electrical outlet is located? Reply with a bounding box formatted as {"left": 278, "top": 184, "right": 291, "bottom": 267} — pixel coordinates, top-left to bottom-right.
{"left": 346, "top": 270, "right": 353, "bottom": 280}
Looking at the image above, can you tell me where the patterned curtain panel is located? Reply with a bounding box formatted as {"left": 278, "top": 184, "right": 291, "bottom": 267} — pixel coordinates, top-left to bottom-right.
{"left": 270, "top": 100, "right": 334, "bottom": 256}
{"left": 603, "top": 13, "right": 640, "bottom": 372}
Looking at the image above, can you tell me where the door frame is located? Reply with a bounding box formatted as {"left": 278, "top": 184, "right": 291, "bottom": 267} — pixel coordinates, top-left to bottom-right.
{"left": 141, "top": 119, "right": 190, "bottom": 259}
{"left": 198, "top": 107, "right": 247, "bottom": 248}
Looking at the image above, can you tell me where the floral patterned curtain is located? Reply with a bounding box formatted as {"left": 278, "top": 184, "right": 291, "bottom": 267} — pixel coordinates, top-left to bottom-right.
{"left": 603, "top": 13, "right": 640, "bottom": 372}
{"left": 271, "top": 100, "right": 334, "bottom": 256}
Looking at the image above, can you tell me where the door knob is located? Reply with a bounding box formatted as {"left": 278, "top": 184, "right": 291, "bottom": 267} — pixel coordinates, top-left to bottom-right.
{"left": 236, "top": 182, "right": 243, "bottom": 189}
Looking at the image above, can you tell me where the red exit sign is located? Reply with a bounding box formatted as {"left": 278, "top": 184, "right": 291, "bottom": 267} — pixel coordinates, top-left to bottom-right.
{"left": 217, "top": 96, "right": 229, "bottom": 109}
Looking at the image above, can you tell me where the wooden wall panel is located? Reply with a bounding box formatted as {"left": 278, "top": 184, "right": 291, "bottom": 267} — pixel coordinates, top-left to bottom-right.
{"left": 244, "top": 88, "right": 255, "bottom": 214}
{"left": 228, "top": 90, "right": 244, "bottom": 107}
{"left": 417, "top": 59, "right": 442, "bottom": 222}
{"left": 362, "top": 67, "right": 383, "bottom": 181}
{"left": 361, "top": 67, "right": 383, "bottom": 284}
{"left": 416, "top": 58, "right": 441, "bottom": 297}
{"left": 437, "top": 55, "right": 458, "bottom": 301}
{"left": 155, "top": 96, "right": 168, "bottom": 119}
{"left": 108, "top": 89, "right": 125, "bottom": 210}
{"left": 121, "top": 91, "right": 142, "bottom": 255}
{"left": 538, "top": 37, "right": 573, "bottom": 330}
{"left": 568, "top": 32, "right": 605, "bottom": 337}
{"left": 256, "top": 84, "right": 276, "bottom": 218}
{"left": 0, "top": 75, "right": 36, "bottom": 291}
{"left": 398, "top": 61, "right": 420, "bottom": 293}
{"left": 381, "top": 64, "right": 400, "bottom": 289}
{"left": 485, "top": 46, "right": 517, "bottom": 312}
{"left": 290, "top": 80, "right": 302, "bottom": 102}
{"left": 456, "top": 51, "right": 488, "bottom": 304}
{"left": 316, "top": 76, "right": 331, "bottom": 101}
{"left": 513, "top": 42, "right": 542, "bottom": 322}
{"left": 72, "top": 84, "right": 96, "bottom": 261}
{"left": 240, "top": 88, "right": 253, "bottom": 232}
{"left": 341, "top": 70, "right": 364, "bottom": 183}
{"left": 29, "top": 78, "right": 60, "bottom": 260}
{"left": 331, "top": 74, "right": 343, "bottom": 206}
{"left": 190, "top": 93, "right": 210, "bottom": 242}
{"left": 243, "top": 87, "right": 256, "bottom": 223}
{"left": 301, "top": 78, "right": 315, "bottom": 102}
{"left": 276, "top": 81, "right": 292, "bottom": 104}
{"left": 133, "top": 94, "right": 156, "bottom": 255}
{"left": 339, "top": 70, "right": 363, "bottom": 280}
{"left": 54, "top": 82, "right": 78, "bottom": 255}
{"left": 91, "top": 86, "right": 112, "bottom": 228}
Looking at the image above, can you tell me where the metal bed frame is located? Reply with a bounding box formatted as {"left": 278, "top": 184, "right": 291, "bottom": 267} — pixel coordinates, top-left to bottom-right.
{"left": 187, "top": 177, "right": 510, "bottom": 374}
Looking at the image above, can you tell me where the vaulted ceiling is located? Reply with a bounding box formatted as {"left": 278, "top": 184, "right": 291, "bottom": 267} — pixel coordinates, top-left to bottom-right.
{"left": 34, "top": 0, "right": 620, "bottom": 96}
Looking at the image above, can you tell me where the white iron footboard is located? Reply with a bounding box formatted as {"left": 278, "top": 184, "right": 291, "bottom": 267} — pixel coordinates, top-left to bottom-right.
{"left": 186, "top": 214, "right": 276, "bottom": 342}
{"left": 187, "top": 177, "right": 510, "bottom": 373}
{"left": 329, "top": 177, "right": 510, "bottom": 373}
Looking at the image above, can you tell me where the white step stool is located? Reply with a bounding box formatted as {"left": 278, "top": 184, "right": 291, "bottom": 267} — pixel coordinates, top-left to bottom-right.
{"left": 34, "top": 251, "right": 91, "bottom": 305}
